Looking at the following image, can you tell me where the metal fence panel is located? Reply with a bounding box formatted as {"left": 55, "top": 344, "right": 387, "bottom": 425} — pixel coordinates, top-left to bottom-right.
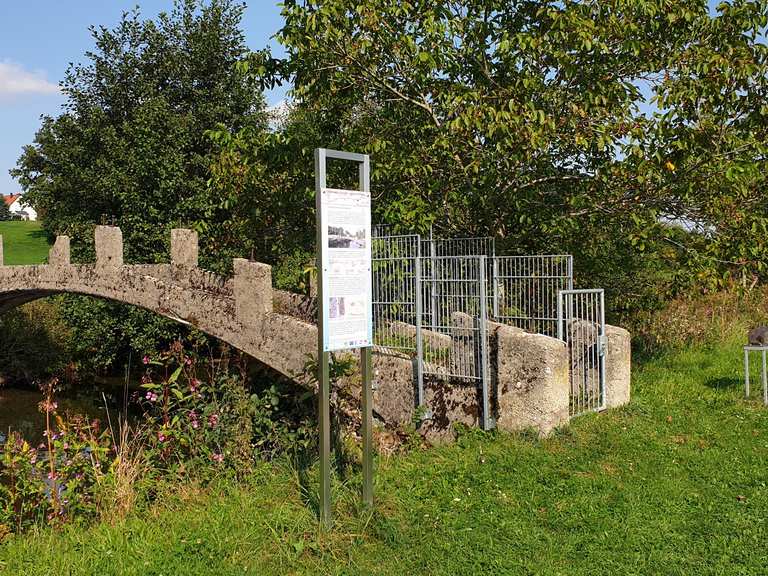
{"left": 372, "top": 234, "right": 420, "bottom": 352}
{"left": 419, "top": 255, "right": 492, "bottom": 429}
{"left": 371, "top": 233, "right": 424, "bottom": 405}
{"left": 558, "top": 289, "right": 606, "bottom": 416}
{"left": 494, "top": 255, "right": 573, "bottom": 337}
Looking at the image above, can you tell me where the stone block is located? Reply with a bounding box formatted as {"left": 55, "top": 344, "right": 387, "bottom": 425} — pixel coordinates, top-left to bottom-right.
{"left": 95, "top": 226, "right": 123, "bottom": 267}
{"left": 605, "top": 324, "right": 631, "bottom": 408}
{"left": 171, "top": 229, "right": 198, "bottom": 268}
{"left": 233, "top": 258, "right": 273, "bottom": 328}
{"left": 49, "top": 236, "right": 70, "bottom": 266}
{"left": 495, "top": 326, "right": 570, "bottom": 436}
{"left": 372, "top": 352, "right": 416, "bottom": 426}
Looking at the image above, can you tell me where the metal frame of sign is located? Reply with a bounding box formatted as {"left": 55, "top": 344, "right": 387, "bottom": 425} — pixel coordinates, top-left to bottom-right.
{"left": 315, "top": 148, "right": 373, "bottom": 528}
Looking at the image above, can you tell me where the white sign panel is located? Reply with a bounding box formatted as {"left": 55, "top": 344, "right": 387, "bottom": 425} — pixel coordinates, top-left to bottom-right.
{"left": 319, "top": 187, "right": 373, "bottom": 351}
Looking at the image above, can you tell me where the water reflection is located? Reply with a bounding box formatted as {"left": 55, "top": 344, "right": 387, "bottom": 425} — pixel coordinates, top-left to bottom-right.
{"left": 0, "top": 387, "right": 113, "bottom": 445}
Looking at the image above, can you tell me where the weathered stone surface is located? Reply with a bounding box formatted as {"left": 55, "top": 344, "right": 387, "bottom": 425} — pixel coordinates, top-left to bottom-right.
{"left": 273, "top": 289, "right": 316, "bottom": 324}
{"left": 49, "top": 236, "right": 70, "bottom": 266}
{"left": 420, "top": 379, "right": 480, "bottom": 444}
{"left": 233, "top": 258, "right": 273, "bottom": 327}
{"left": 372, "top": 352, "right": 417, "bottom": 426}
{"left": 605, "top": 324, "right": 631, "bottom": 408}
{"left": 495, "top": 326, "right": 569, "bottom": 436}
{"left": 95, "top": 226, "right": 123, "bottom": 267}
{"left": 171, "top": 229, "right": 198, "bottom": 268}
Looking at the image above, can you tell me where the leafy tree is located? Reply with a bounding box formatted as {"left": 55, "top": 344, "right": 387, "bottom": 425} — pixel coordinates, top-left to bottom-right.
{"left": 0, "top": 200, "right": 12, "bottom": 222}
{"left": 238, "top": 0, "right": 767, "bottom": 315}
{"left": 12, "top": 0, "right": 268, "bottom": 373}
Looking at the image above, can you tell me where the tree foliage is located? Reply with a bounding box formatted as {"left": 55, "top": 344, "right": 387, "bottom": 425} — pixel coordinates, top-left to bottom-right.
{"left": 13, "top": 0, "right": 266, "bottom": 269}
{"left": 0, "top": 200, "right": 12, "bottom": 222}
{"left": 221, "top": 0, "right": 767, "bottom": 313}
{"left": 11, "top": 0, "right": 268, "bottom": 373}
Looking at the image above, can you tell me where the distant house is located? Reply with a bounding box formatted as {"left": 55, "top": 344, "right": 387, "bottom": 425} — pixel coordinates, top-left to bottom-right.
{"left": 3, "top": 194, "right": 37, "bottom": 221}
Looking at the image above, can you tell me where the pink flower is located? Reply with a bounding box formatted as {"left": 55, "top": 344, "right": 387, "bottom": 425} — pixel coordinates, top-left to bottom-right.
{"left": 157, "top": 432, "right": 166, "bottom": 443}
{"left": 208, "top": 413, "right": 219, "bottom": 429}
{"left": 184, "top": 357, "right": 192, "bottom": 366}
{"left": 145, "top": 391, "right": 158, "bottom": 402}
{"left": 142, "top": 355, "right": 150, "bottom": 365}
{"left": 211, "top": 452, "right": 224, "bottom": 463}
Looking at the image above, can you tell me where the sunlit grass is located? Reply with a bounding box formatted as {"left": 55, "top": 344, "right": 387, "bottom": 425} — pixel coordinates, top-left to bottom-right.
{"left": 0, "top": 221, "right": 49, "bottom": 265}
{"left": 2, "top": 337, "right": 767, "bottom": 575}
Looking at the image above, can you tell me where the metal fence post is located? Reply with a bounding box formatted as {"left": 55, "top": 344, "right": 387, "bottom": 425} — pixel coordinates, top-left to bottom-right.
{"left": 478, "top": 255, "right": 492, "bottom": 430}
{"left": 599, "top": 289, "right": 607, "bottom": 410}
{"left": 430, "top": 237, "right": 438, "bottom": 330}
{"left": 557, "top": 290, "right": 564, "bottom": 342}
{"left": 745, "top": 348, "right": 750, "bottom": 398}
{"left": 415, "top": 255, "right": 425, "bottom": 409}
{"left": 492, "top": 256, "right": 499, "bottom": 319}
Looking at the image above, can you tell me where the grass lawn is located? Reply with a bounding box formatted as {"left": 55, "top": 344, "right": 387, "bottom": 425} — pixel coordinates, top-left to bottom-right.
{"left": 0, "top": 221, "right": 50, "bottom": 265}
{"left": 2, "top": 338, "right": 767, "bottom": 575}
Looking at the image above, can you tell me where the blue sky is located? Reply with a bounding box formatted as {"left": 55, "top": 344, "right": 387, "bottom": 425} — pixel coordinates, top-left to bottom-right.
{"left": 0, "top": 1, "right": 286, "bottom": 196}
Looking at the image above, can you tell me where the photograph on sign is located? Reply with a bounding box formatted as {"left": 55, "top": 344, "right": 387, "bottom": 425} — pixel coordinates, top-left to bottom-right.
{"left": 320, "top": 187, "right": 373, "bottom": 352}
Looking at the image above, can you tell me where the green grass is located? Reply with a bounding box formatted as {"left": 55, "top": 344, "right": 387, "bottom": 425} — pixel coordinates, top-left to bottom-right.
{"left": 3, "top": 338, "right": 768, "bottom": 575}
{"left": 0, "top": 221, "right": 50, "bottom": 265}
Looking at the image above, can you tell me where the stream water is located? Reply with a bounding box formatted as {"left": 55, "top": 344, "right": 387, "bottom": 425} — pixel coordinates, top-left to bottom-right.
{"left": 0, "top": 380, "right": 133, "bottom": 446}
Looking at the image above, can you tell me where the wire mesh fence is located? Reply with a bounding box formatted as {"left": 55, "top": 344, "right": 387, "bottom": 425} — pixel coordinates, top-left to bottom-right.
{"left": 493, "top": 255, "right": 573, "bottom": 337}
{"left": 419, "top": 255, "right": 492, "bottom": 429}
{"left": 371, "top": 234, "right": 421, "bottom": 354}
{"left": 371, "top": 226, "right": 593, "bottom": 428}
{"left": 558, "top": 289, "right": 606, "bottom": 416}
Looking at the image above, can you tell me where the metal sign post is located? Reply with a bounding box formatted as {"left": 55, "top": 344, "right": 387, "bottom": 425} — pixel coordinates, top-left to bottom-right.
{"left": 315, "top": 148, "right": 374, "bottom": 528}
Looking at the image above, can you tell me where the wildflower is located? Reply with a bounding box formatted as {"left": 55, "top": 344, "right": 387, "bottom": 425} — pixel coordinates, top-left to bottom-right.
{"left": 158, "top": 432, "right": 167, "bottom": 443}
{"left": 189, "top": 410, "right": 200, "bottom": 430}
{"left": 208, "top": 413, "right": 219, "bottom": 429}
{"left": 47, "top": 471, "right": 57, "bottom": 480}
{"left": 143, "top": 355, "right": 151, "bottom": 365}
{"left": 145, "top": 391, "right": 158, "bottom": 402}
{"left": 189, "top": 379, "right": 200, "bottom": 393}
{"left": 184, "top": 357, "right": 192, "bottom": 366}
{"left": 38, "top": 399, "right": 58, "bottom": 414}
{"left": 211, "top": 452, "right": 224, "bottom": 464}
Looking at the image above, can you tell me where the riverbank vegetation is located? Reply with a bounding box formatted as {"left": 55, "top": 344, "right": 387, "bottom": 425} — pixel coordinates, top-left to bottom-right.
{"left": 1, "top": 337, "right": 767, "bottom": 575}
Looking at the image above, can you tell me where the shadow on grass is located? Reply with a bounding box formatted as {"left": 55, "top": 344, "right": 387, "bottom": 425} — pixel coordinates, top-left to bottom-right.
{"left": 29, "top": 228, "right": 49, "bottom": 241}
{"left": 704, "top": 376, "right": 742, "bottom": 390}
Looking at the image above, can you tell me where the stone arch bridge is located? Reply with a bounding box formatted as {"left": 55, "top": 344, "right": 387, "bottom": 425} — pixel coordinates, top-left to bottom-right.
{"left": 0, "top": 226, "right": 338, "bottom": 385}
{"left": 0, "top": 226, "right": 630, "bottom": 440}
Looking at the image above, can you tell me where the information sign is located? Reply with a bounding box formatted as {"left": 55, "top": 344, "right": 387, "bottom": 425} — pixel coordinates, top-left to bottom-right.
{"left": 318, "top": 187, "right": 373, "bottom": 351}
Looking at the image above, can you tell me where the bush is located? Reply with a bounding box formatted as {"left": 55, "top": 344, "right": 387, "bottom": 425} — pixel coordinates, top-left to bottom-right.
{"left": 0, "top": 300, "right": 73, "bottom": 386}
{"left": 0, "top": 339, "right": 317, "bottom": 536}
{"left": 627, "top": 286, "right": 768, "bottom": 357}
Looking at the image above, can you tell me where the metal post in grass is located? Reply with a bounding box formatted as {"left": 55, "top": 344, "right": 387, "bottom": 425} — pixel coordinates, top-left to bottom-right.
{"left": 315, "top": 148, "right": 375, "bottom": 528}
{"left": 742, "top": 346, "right": 768, "bottom": 405}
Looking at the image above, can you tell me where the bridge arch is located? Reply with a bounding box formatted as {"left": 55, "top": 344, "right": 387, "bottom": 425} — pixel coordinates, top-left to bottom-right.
{"left": 0, "top": 226, "right": 316, "bottom": 383}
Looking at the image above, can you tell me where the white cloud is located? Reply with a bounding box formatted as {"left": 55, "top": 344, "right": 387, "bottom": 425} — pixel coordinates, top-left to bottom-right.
{"left": 0, "top": 59, "right": 59, "bottom": 96}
